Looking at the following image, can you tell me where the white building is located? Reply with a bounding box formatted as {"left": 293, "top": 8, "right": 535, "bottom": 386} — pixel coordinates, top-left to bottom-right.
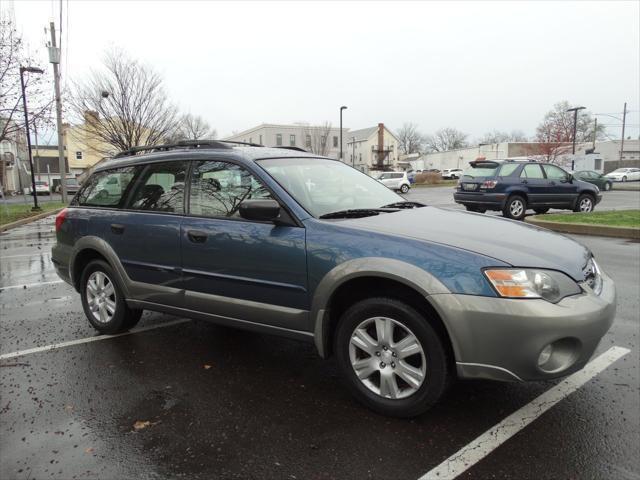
{"left": 225, "top": 123, "right": 346, "bottom": 160}
{"left": 345, "top": 123, "right": 400, "bottom": 173}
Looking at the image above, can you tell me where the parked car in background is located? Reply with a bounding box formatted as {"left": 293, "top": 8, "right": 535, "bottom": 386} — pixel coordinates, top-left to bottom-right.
{"left": 573, "top": 171, "right": 613, "bottom": 191}
{"left": 441, "top": 168, "right": 463, "bottom": 179}
{"left": 32, "top": 181, "right": 50, "bottom": 195}
{"left": 605, "top": 167, "right": 640, "bottom": 182}
{"left": 52, "top": 141, "right": 616, "bottom": 418}
{"left": 56, "top": 177, "right": 81, "bottom": 195}
{"left": 377, "top": 171, "right": 411, "bottom": 193}
{"left": 453, "top": 159, "right": 602, "bottom": 220}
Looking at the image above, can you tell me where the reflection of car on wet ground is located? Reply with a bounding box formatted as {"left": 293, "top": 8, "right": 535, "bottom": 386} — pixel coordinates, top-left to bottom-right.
{"left": 454, "top": 159, "right": 602, "bottom": 220}
{"left": 573, "top": 170, "right": 613, "bottom": 191}
{"left": 52, "top": 141, "right": 615, "bottom": 418}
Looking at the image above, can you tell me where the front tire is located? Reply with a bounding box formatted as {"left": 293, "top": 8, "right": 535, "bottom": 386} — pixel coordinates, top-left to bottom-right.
{"left": 334, "top": 297, "right": 450, "bottom": 418}
{"left": 622, "top": 176, "right": 627, "bottom": 182}
{"left": 80, "top": 259, "right": 142, "bottom": 334}
{"left": 604, "top": 182, "right": 612, "bottom": 191}
{"left": 574, "top": 194, "right": 595, "bottom": 213}
{"left": 503, "top": 195, "right": 527, "bottom": 220}
{"left": 400, "top": 184, "right": 410, "bottom": 194}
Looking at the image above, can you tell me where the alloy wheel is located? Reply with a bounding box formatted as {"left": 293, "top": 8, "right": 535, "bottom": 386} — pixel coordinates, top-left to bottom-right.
{"left": 349, "top": 316, "right": 426, "bottom": 399}
{"left": 86, "top": 271, "right": 117, "bottom": 323}
{"left": 510, "top": 199, "right": 524, "bottom": 218}
{"left": 579, "top": 197, "right": 593, "bottom": 212}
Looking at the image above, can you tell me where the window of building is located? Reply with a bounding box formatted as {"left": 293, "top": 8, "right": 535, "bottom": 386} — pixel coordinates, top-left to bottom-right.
{"left": 249, "top": 137, "right": 252, "bottom": 144}
{"left": 189, "top": 160, "right": 272, "bottom": 218}
{"left": 290, "top": 134, "right": 296, "bottom": 146}
{"left": 276, "top": 134, "right": 283, "bottom": 146}
{"left": 321, "top": 136, "right": 326, "bottom": 146}
{"left": 129, "top": 162, "right": 188, "bottom": 213}
{"left": 75, "top": 151, "right": 83, "bottom": 160}
{"left": 333, "top": 136, "right": 338, "bottom": 148}
{"left": 594, "top": 158, "right": 602, "bottom": 170}
{"left": 259, "top": 134, "right": 263, "bottom": 145}
{"left": 359, "top": 153, "right": 362, "bottom": 162}
{"left": 75, "top": 166, "right": 137, "bottom": 207}
{"left": 305, "top": 135, "right": 311, "bottom": 148}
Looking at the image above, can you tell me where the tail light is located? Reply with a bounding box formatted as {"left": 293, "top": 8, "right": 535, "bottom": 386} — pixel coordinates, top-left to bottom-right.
{"left": 55, "top": 208, "right": 68, "bottom": 232}
{"left": 481, "top": 180, "right": 498, "bottom": 189}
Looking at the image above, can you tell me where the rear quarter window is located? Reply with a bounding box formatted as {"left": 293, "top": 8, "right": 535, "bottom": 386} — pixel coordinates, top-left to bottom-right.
{"left": 497, "top": 164, "right": 519, "bottom": 176}
{"left": 75, "top": 166, "right": 137, "bottom": 207}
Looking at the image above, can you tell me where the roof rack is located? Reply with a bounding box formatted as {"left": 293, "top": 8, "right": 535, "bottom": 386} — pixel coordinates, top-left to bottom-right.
{"left": 273, "top": 146, "right": 308, "bottom": 152}
{"left": 114, "top": 140, "right": 235, "bottom": 158}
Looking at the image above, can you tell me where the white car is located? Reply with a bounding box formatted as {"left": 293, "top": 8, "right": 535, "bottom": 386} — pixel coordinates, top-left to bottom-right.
{"left": 605, "top": 168, "right": 640, "bottom": 182}
{"left": 441, "top": 168, "right": 463, "bottom": 179}
{"left": 32, "top": 181, "right": 50, "bottom": 195}
{"left": 377, "top": 171, "right": 411, "bottom": 193}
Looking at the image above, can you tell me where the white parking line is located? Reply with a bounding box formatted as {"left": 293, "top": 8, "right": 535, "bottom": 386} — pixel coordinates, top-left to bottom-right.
{"left": 419, "top": 346, "right": 630, "bottom": 480}
{"left": 0, "top": 279, "right": 64, "bottom": 291}
{"left": 0, "top": 318, "right": 192, "bottom": 360}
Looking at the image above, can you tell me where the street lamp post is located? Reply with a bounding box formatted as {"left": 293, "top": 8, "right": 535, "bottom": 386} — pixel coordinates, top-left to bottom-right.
{"left": 566, "top": 106, "right": 586, "bottom": 170}
{"left": 19, "top": 66, "right": 45, "bottom": 211}
{"left": 339, "top": 106, "right": 347, "bottom": 161}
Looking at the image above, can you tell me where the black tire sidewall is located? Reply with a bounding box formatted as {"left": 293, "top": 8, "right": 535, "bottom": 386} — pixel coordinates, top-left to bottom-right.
{"left": 80, "top": 259, "right": 130, "bottom": 334}
{"left": 334, "top": 297, "right": 449, "bottom": 418}
{"left": 400, "top": 185, "right": 409, "bottom": 193}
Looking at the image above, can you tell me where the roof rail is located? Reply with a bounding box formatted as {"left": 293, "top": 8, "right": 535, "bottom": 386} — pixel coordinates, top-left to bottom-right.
{"left": 217, "top": 140, "right": 264, "bottom": 148}
{"left": 274, "top": 146, "right": 308, "bottom": 152}
{"left": 114, "top": 139, "right": 233, "bottom": 158}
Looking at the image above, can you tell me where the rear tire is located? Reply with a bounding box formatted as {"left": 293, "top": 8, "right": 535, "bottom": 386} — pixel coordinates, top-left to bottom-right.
{"left": 400, "top": 184, "right": 410, "bottom": 194}
{"left": 533, "top": 207, "right": 550, "bottom": 214}
{"left": 502, "top": 195, "right": 527, "bottom": 220}
{"left": 334, "top": 297, "right": 450, "bottom": 418}
{"left": 574, "top": 194, "right": 595, "bottom": 213}
{"left": 80, "top": 259, "right": 142, "bottom": 334}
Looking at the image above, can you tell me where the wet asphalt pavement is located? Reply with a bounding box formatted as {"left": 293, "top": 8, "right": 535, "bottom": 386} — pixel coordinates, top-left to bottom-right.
{"left": 1, "top": 204, "right": 639, "bottom": 479}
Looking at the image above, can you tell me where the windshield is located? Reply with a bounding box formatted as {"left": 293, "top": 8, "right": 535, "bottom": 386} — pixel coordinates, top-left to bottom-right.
{"left": 258, "top": 158, "right": 403, "bottom": 218}
{"left": 611, "top": 169, "right": 628, "bottom": 173}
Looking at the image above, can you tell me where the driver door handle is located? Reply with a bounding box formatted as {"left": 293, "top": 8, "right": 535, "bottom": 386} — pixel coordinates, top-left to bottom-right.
{"left": 187, "top": 230, "right": 208, "bottom": 243}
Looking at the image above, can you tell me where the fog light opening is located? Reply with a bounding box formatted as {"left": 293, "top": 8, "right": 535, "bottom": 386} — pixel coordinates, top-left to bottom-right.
{"left": 538, "top": 344, "right": 553, "bottom": 367}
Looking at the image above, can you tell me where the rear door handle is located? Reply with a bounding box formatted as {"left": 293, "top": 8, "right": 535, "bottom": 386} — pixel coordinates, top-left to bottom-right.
{"left": 549, "top": 181, "right": 556, "bottom": 186}
{"left": 110, "top": 224, "right": 125, "bottom": 234}
{"left": 187, "top": 230, "right": 208, "bottom": 243}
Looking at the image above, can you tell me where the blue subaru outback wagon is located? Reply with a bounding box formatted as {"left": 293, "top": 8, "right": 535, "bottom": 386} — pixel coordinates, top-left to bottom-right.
{"left": 52, "top": 141, "right": 616, "bottom": 417}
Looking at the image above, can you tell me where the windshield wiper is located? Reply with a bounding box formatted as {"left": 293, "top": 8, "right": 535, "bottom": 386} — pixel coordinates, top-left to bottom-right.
{"left": 379, "top": 201, "right": 425, "bottom": 209}
{"left": 319, "top": 208, "right": 389, "bottom": 219}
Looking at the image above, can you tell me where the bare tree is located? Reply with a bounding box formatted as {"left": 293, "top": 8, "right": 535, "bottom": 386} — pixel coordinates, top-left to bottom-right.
{"left": 168, "top": 113, "right": 216, "bottom": 142}
{"left": 0, "top": 15, "right": 53, "bottom": 144}
{"left": 301, "top": 122, "right": 332, "bottom": 156}
{"left": 424, "top": 127, "right": 469, "bottom": 152}
{"left": 477, "top": 129, "right": 529, "bottom": 144}
{"left": 397, "top": 122, "right": 424, "bottom": 154}
{"left": 68, "top": 49, "right": 179, "bottom": 155}
{"left": 535, "top": 101, "right": 605, "bottom": 145}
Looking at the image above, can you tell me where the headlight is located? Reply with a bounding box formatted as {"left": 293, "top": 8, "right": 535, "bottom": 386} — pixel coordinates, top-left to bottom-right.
{"left": 484, "top": 268, "right": 582, "bottom": 303}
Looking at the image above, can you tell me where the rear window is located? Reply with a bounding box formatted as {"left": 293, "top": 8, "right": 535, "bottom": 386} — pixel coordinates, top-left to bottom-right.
{"left": 463, "top": 164, "right": 499, "bottom": 178}
{"left": 76, "top": 166, "right": 137, "bottom": 207}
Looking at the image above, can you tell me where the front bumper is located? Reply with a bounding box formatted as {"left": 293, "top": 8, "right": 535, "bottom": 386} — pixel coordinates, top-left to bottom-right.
{"left": 429, "top": 273, "right": 616, "bottom": 382}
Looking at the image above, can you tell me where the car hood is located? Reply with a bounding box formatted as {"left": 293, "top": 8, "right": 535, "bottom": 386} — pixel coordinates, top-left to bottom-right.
{"left": 341, "top": 207, "right": 592, "bottom": 281}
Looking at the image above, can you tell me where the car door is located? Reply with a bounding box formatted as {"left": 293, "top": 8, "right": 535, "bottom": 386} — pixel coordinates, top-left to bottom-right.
{"left": 631, "top": 168, "right": 640, "bottom": 181}
{"left": 180, "top": 159, "right": 308, "bottom": 331}
{"left": 543, "top": 164, "right": 577, "bottom": 207}
{"left": 378, "top": 173, "right": 393, "bottom": 188}
{"left": 104, "top": 161, "right": 188, "bottom": 306}
{"left": 519, "top": 164, "right": 547, "bottom": 206}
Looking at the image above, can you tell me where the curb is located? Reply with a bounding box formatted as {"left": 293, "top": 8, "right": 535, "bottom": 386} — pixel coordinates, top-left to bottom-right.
{"left": 612, "top": 184, "right": 640, "bottom": 191}
{"left": 0, "top": 208, "right": 63, "bottom": 233}
{"left": 525, "top": 217, "right": 640, "bottom": 240}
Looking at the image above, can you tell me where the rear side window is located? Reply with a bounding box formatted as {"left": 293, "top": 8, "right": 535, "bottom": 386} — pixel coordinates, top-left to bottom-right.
{"left": 521, "top": 164, "right": 544, "bottom": 179}
{"left": 498, "top": 164, "right": 519, "bottom": 176}
{"left": 76, "top": 167, "right": 137, "bottom": 207}
{"left": 128, "top": 162, "right": 188, "bottom": 213}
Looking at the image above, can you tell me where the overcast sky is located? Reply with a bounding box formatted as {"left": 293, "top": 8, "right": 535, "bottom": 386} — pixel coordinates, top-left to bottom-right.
{"left": 7, "top": 0, "right": 640, "bottom": 142}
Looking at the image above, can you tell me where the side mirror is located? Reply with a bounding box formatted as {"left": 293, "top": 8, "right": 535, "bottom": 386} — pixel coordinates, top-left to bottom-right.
{"left": 239, "top": 199, "right": 281, "bottom": 222}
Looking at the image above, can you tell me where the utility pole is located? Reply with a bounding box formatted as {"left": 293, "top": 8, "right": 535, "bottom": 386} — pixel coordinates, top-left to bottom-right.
{"left": 49, "top": 21, "right": 67, "bottom": 203}
{"left": 566, "top": 106, "right": 586, "bottom": 170}
{"left": 592, "top": 118, "right": 597, "bottom": 150}
{"left": 620, "top": 102, "right": 627, "bottom": 162}
{"left": 20, "top": 66, "right": 44, "bottom": 211}
{"left": 339, "top": 106, "right": 347, "bottom": 162}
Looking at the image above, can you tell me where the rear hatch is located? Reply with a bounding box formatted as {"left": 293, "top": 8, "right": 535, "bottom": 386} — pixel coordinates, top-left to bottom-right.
{"left": 458, "top": 160, "right": 501, "bottom": 193}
